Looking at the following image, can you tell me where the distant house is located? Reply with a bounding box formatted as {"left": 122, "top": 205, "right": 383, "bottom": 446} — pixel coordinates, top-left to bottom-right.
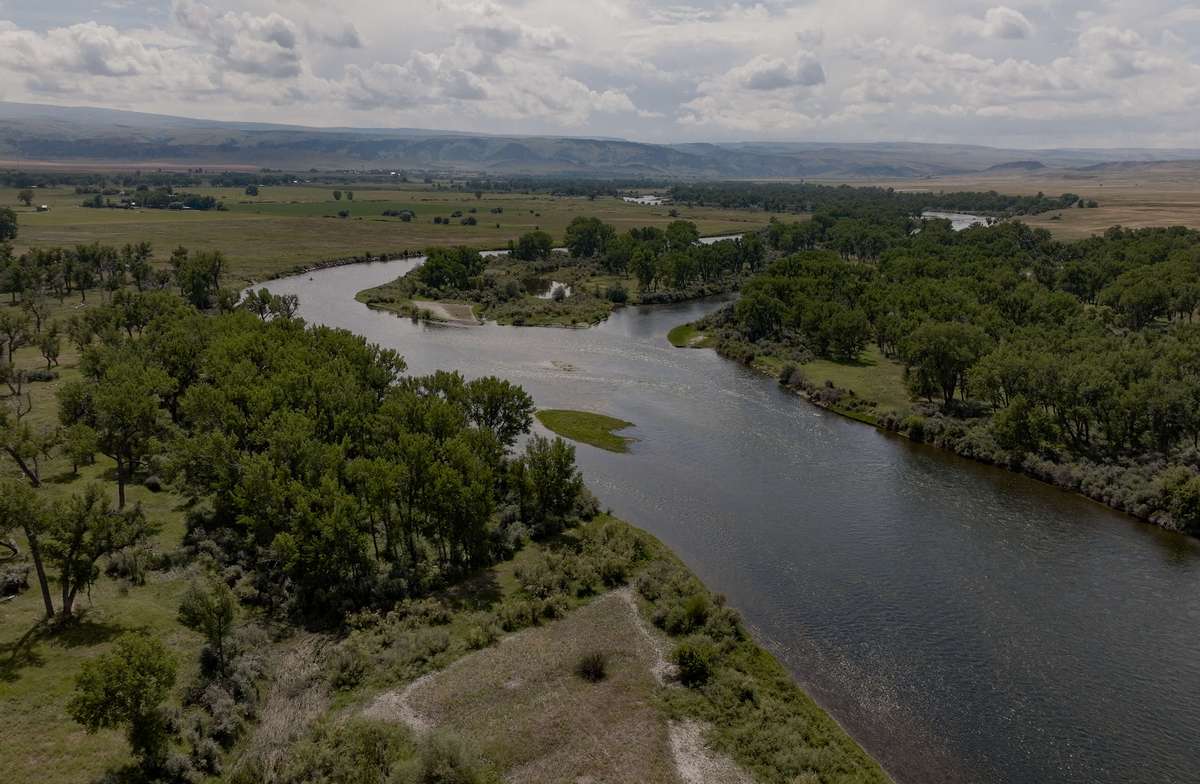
{"left": 622, "top": 195, "right": 669, "bottom": 206}
{"left": 36, "top": 204, "right": 49, "bottom": 212}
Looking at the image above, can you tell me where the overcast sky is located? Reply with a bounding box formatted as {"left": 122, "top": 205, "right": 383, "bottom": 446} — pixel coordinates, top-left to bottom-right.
{"left": 0, "top": 1, "right": 1197, "bottom": 148}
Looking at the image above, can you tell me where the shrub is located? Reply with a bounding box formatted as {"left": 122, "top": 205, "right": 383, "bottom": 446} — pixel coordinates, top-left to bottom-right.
{"left": 672, "top": 635, "right": 717, "bottom": 687}
{"left": 393, "top": 730, "right": 488, "bottom": 784}
{"left": 576, "top": 651, "right": 608, "bottom": 682}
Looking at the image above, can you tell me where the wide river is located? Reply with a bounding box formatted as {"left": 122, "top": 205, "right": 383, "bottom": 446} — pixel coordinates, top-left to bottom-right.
{"left": 266, "top": 256, "right": 1200, "bottom": 784}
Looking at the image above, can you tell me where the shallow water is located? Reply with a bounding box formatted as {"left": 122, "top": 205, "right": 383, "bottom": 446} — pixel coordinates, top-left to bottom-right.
{"left": 268, "top": 257, "right": 1200, "bottom": 784}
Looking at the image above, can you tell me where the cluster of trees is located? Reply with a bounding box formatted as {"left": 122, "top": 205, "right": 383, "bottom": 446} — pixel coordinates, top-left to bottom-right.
{"left": 76, "top": 304, "right": 585, "bottom": 618}
{"left": 721, "top": 218, "right": 1200, "bottom": 525}
{"left": 669, "top": 182, "right": 1085, "bottom": 218}
{"left": 82, "top": 189, "right": 223, "bottom": 211}
{"left": 597, "top": 221, "right": 765, "bottom": 293}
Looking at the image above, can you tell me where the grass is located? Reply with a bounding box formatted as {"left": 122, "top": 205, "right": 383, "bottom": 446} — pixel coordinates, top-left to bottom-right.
{"left": 10, "top": 184, "right": 773, "bottom": 286}
{"left": 798, "top": 345, "right": 910, "bottom": 413}
{"left": 536, "top": 410, "right": 635, "bottom": 452}
{"left": 666, "top": 323, "right": 714, "bottom": 348}
{"left": 397, "top": 591, "right": 676, "bottom": 784}
{"left": 1, "top": 300, "right": 201, "bottom": 784}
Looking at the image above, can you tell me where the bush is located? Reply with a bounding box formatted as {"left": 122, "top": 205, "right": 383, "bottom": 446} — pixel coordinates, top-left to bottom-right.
{"left": 576, "top": 651, "right": 607, "bottom": 682}
{"left": 392, "top": 730, "right": 488, "bottom": 784}
{"left": 672, "top": 635, "right": 717, "bottom": 687}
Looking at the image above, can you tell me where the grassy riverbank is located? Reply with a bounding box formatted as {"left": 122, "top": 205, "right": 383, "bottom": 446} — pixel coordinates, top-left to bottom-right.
{"left": 536, "top": 410, "right": 636, "bottom": 452}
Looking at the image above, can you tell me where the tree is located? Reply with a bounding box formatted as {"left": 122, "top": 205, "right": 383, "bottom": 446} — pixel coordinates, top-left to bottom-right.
{"left": 175, "top": 250, "right": 225, "bottom": 309}
{"left": 45, "top": 483, "right": 153, "bottom": 617}
{"left": 0, "top": 309, "right": 30, "bottom": 363}
{"left": 22, "top": 292, "right": 50, "bottom": 334}
{"left": 510, "top": 230, "right": 553, "bottom": 261}
{"left": 0, "top": 207, "right": 17, "bottom": 241}
{"left": 903, "top": 321, "right": 990, "bottom": 405}
{"left": 827, "top": 308, "right": 871, "bottom": 361}
{"left": 178, "top": 578, "right": 238, "bottom": 674}
{"left": 346, "top": 190, "right": 354, "bottom": 201}
{"left": 60, "top": 356, "right": 172, "bottom": 508}
{"left": 564, "top": 217, "right": 615, "bottom": 258}
{"left": 62, "top": 423, "right": 98, "bottom": 474}
{"left": 520, "top": 435, "right": 583, "bottom": 528}
{"left": 464, "top": 376, "right": 534, "bottom": 450}
{"left": 665, "top": 220, "right": 699, "bottom": 251}
{"left": 38, "top": 323, "right": 60, "bottom": 370}
{"left": 244, "top": 184, "right": 259, "bottom": 196}
{"left": 68, "top": 632, "right": 177, "bottom": 770}
{"left": 17, "top": 189, "right": 34, "bottom": 207}
{"left": 0, "top": 480, "right": 54, "bottom": 617}
{"left": 333, "top": 190, "right": 343, "bottom": 201}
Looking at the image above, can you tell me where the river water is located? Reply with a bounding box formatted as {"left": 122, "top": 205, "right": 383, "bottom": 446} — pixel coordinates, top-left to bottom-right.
{"left": 266, "top": 257, "right": 1200, "bottom": 784}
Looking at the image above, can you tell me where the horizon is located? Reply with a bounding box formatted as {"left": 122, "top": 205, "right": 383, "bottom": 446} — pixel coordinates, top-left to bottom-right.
{"left": 4, "top": 98, "right": 1200, "bottom": 156}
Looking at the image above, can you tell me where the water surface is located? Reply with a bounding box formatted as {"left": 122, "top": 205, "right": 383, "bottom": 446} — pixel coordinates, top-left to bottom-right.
{"left": 267, "top": 257, "right": 1200, "bottom": 784}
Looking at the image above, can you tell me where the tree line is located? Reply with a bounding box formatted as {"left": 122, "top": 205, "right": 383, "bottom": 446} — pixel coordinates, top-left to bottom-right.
{"left": 669, "top": 182, "right": 1087, "bottom": 218}
{"left": 709, "top": 215, "right": 1200, "bottom": 533}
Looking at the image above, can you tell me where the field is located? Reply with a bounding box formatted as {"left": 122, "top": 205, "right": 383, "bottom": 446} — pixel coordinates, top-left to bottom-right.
{"left": 854, "top": 163, "right": 1200, "bottom": 239}
{"left": 8, "top": 184, "right": 773, "bottom": 286}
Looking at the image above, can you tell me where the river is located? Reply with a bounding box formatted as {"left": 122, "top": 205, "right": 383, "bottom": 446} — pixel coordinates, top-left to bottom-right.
{"left": 265, "top": 256, "right": 1200, "bottom": 784}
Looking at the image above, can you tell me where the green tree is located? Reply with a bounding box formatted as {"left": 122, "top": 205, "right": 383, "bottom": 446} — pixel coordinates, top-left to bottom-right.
{"left": 59, "top": 357, "right": 172, "bottom": 508}
{"left": 17, "top": 189, "right": 34, "bottom": 207}
{"left": 45, "top": 483, "right": 153, "bottom": 617}
{"left": 520, "top": 435, "right": 583, "bottom": 528}
{"left": 244, "top": 184, "right": 259, "bottom": 196}
{"left": 0, "top": 480, "right": 54, "bottom": 617}
{"left": 62, "top": 422, "right": 98, "bottom": 474}
{"left": 903, "top": 321, "right": 990, "bottom": 405}
{"left": 333, "top": 190, "right": 343, "bottom": 201}
{"left": 510, "top": 230, "right": 553, "bottom": 261}
{"left": 0, "top": 207, "right": 17, "bottom": 240}
{"left": 68, "top": 632, "right": 177, "bottom": 770}
{"left": 463, "top": 376, "right": 534, "bottom": 450}
{"left": 38, "top": 323, "right": 61, "bottom": 370}
{"left": 564, "top": 216, "right": 615, "bottom": 258}
{"left": 665, "top": 220, "right": 699, "bottom": 251}
{"left": 178, "top": 578, "right": 238, "bottom": 674}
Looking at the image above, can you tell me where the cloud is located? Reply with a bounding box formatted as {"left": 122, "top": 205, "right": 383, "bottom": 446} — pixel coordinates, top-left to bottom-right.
{"left": 0, "top": 21, "right": 166, "bottom": 77}
{"left": 982, "top": 6, "right": 1034, "bottom": 40}
{"left": 733, "top": 54, "right": 826, "bottom": 90}
{"left": 0, "top": 0, "right": 1198, "bottom": 146}
{"left": 173, "top": 0, "right": 302, "bottom": 78}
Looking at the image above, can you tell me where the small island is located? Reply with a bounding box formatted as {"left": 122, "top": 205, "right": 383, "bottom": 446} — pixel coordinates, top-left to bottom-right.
{"left": 356, "top": 218, "right": 764, "bottom": 327}
{"left": 537, "top": 409, "right": 636, "bottom": 452}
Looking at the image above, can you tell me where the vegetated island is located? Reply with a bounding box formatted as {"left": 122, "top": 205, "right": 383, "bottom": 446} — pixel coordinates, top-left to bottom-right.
{"left": 0, "top": 226, "right": 889, "bottom": 783}
{"left": 356, "top": 216, "right": 765, "bottom": 327}
{"left": 536, "top": 409, "right": 636, "bottom": 452}
{"left": 664, "top": 182, "right": 1200, "bottom": 537}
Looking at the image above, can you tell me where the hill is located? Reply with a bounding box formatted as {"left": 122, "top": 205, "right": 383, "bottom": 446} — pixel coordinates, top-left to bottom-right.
{"left": 1, "top": 101, "right": 1198, "bottom": 178}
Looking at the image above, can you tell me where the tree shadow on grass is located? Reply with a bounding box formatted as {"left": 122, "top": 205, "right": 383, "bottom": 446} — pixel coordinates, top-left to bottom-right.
{"left": 0, "top": 622, "right": 48, "bottom": 682}
{"left": 50, "top": 616, "right": 126, "bottom": 649}
{"left": 441, "top": 568, "right": 502, "bottom": 613}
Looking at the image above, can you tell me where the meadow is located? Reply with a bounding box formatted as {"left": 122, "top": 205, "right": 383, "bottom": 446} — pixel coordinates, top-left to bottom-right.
{"left": 9, "top": 184, "right": 772, "bottom": 286}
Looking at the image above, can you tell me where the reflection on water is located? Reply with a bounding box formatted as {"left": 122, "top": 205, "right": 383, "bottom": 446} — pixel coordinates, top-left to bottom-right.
{"left": 265, "top": 256, "right": 1200, "bottom": 784}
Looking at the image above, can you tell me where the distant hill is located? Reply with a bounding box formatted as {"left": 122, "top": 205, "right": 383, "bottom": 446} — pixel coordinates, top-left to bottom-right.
{"left": 1, "top": 101, "right": 1198, "bottom": 179}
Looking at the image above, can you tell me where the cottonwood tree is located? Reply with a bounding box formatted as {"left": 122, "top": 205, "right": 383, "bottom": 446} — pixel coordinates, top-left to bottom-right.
{"left": 68, "top": 632, "right": 177, "bottom": 771}
{"left": 463, "top": 376, "right": 534, "bottom": 450}
{"left": 45, "top": 483, "right": 153, "bottom": 618}
{"left": 59, "top": 356, "right": 173, "bottom": 508}
{"left": 17, "top": 189, "right": 33, "bottom": 207}
{"left": 0, "top": 480, "right": 54, "bottom": 617}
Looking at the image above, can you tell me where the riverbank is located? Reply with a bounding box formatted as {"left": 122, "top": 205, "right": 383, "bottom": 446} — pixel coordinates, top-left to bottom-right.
{"left": 698, "top": 336, "right": 1196, "bottom": 538}
{"left": 536, "top": 409, "right": 636, "bottom": 452}
{"left": 302, "top": 514, "right": 893, "bottom": 784}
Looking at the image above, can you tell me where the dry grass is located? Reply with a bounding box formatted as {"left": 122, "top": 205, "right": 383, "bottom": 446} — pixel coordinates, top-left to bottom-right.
{"left": 850, "top": 163, "right": 1200, "bottom": 239}
{"left": 374, "top": 590, "right": 681, "bottom": 784}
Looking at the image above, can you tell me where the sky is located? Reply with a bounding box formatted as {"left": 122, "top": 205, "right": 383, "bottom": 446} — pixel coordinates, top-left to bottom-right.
{"left": 0, "top": 0, "right": 1197, "bottom": 148}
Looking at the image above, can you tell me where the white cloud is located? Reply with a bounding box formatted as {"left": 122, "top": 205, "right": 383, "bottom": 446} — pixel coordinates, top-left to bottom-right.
{"left": 982, "top": 7, "right": 1034, "bottom": 40}
{"left": 0, "top": 0, "right": 1195, "bottom": 146}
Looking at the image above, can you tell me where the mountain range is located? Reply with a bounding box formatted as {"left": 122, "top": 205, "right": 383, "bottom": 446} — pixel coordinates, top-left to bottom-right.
{"left": 2, "top": 101, "right": 1198, "bottom": 179}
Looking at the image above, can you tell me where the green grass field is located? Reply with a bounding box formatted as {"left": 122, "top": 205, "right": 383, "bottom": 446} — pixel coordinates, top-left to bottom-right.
{"left": 9, "top": 185, "right": 773, "bottom": 286}
{"left": 798, "top": 346, "right": 910, "bottom": 412}
{"left": 535, "top": 410, "right": 636, "bottom": 453}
